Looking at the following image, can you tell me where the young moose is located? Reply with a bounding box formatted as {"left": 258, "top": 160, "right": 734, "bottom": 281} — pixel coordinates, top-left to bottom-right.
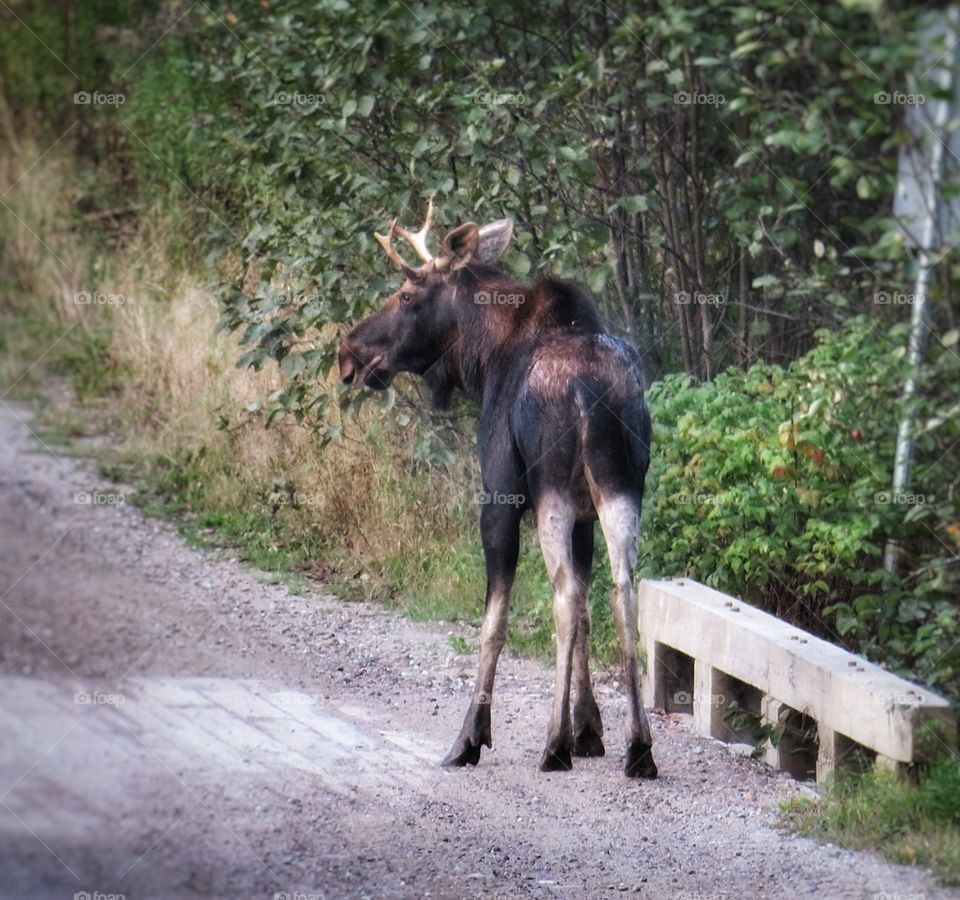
{"left": 339, "top": 202, "right": 657, "bottom": 777}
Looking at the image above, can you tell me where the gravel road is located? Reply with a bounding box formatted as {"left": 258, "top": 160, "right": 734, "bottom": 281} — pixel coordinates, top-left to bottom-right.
{"left": 0, "top": 402, "right": 953, "bottom": 900}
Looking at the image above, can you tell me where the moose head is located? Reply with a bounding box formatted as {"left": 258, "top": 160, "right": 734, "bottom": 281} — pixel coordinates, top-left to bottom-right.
{"left": 338, "top": 199, "right": 514, "bottom": 401}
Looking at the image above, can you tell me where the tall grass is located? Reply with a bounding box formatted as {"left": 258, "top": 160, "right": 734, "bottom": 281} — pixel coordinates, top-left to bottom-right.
{"left": 0, "top": 140, "right": 86, "bottom": 392}
{"left": 782, "top": 762, "right": 960, "bottom": 885}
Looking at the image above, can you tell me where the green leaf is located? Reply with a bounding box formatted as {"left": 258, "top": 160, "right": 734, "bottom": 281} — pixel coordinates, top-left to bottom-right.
{"left": 614, "top": 194, "right": 650, "bottom": 213}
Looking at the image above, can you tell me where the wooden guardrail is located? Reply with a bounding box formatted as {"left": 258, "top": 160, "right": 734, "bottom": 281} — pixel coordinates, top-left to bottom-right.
{"left": 638, "top": 578, "right": 955, "bottom": 780}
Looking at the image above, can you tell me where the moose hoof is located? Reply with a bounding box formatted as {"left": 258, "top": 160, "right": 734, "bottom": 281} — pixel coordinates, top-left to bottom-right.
{"left": 573, "top": 724, "right": 605, "bottom": 757}
{"left": 441, "top": 738, "right": 483, "bottom": 768}
{"left": 625, "top": 741, "right": 658, "bottom": 779}
{"left": 539, "top": 743, "right": 573, "bottom": 772}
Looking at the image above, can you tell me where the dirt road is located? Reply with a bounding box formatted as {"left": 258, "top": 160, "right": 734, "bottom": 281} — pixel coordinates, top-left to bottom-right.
{"left": 0, "top": 402, "right": 953, "bottom": 900}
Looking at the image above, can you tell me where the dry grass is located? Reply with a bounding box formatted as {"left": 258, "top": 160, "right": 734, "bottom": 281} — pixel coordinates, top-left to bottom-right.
{"left": 0, "top": 139, "right": 90, "bottom": 390}
{"left": 0, "top": 138, "right": 539, "bottom": 645}
{"left": 101, "top": 228, "right": 469, "bottom": 581}
{"left": 0, "top": 154, "right": 78, "bottom": 309}
{"left": 1, "top": 139, "right": 419, "bottom": 528}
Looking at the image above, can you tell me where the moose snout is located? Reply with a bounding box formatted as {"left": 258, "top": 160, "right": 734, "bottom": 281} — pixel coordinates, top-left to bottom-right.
{"left": 339, "top": 335, "right": 388, "bottom": 388}
{"left": 338, "top": 331, "right": 369, "bottom": 385}
{"left": 339, "top": 341, "right": 360, "bottom": 385}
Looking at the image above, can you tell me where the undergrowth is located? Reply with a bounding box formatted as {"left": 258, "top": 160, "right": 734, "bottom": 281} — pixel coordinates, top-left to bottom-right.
{"left": 781, "top": 761, "right": 960, "bottom": 885}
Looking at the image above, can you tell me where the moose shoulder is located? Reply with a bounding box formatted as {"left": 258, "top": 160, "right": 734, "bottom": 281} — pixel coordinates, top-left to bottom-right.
{"left": 339, "top": 203, "right": 657, "bottom": 778}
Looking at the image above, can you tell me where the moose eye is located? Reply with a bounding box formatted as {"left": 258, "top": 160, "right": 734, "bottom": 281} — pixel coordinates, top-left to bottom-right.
{"left": 399, "top": 292, "right": 414, "bottom": 306}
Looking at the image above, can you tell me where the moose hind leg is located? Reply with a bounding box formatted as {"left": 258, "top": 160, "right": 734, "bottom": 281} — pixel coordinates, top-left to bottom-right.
{"left": 571, "top": 520, "right": 604, "bottom": 757}
{"left": 442, "top": 503, "right": 520, "bottom": 768}
{"left": 537, "top": 495, "right": 580, "bottom": 772}
{"left": 597, "top": 496, "right": 657, "bottom": 778}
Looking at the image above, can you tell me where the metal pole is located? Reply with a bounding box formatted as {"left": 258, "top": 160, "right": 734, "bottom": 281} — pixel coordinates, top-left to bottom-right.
{"left": 883, "top": 18, "right": 954, "bottom": 572}
{"left": 884, "top": 252, "right": 934, "bottom": 572}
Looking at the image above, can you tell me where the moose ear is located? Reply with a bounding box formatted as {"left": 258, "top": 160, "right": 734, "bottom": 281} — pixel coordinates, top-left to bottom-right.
{"left": 475, "top": 218, "right": 514, "bottom": 263}
{"left": 438, "top": 223, "right": 480, "bottom": 271}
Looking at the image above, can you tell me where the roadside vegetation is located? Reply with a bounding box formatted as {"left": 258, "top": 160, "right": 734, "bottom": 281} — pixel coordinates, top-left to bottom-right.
{"left": 781, "top": 761, "right": 960, "bottom": 886}
{"left": 0, "top": 0, "right": 957, "bottom": 881}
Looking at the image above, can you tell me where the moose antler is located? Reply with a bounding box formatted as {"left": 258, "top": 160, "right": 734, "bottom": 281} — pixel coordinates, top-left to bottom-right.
{"left": 374, "top": 219, "right": 412, "bottom": 270}
{"left": 375, "top": 197, "right": 436, "bottom": 269}
{"left": 395, "top": 196, "right": 435, "bottom": 263}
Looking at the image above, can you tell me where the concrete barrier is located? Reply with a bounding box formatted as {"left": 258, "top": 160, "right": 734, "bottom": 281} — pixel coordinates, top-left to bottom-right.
{"left": 638, "top": 578, "right": 955, "bottom": 780}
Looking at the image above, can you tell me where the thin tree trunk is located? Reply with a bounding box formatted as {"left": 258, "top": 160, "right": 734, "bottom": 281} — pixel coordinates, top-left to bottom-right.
{"left": 738, "top": 251, "right": 750, "bottom": 369}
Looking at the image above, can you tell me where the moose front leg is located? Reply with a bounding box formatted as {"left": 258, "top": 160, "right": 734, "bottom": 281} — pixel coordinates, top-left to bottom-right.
{"left": 442, "top": 502, "right": 521, "bottom": 768}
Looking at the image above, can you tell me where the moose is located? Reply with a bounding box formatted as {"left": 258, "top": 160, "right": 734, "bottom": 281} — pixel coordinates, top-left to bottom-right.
{"left": 339, "top": 201, "right": 657, "bottom": 778}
